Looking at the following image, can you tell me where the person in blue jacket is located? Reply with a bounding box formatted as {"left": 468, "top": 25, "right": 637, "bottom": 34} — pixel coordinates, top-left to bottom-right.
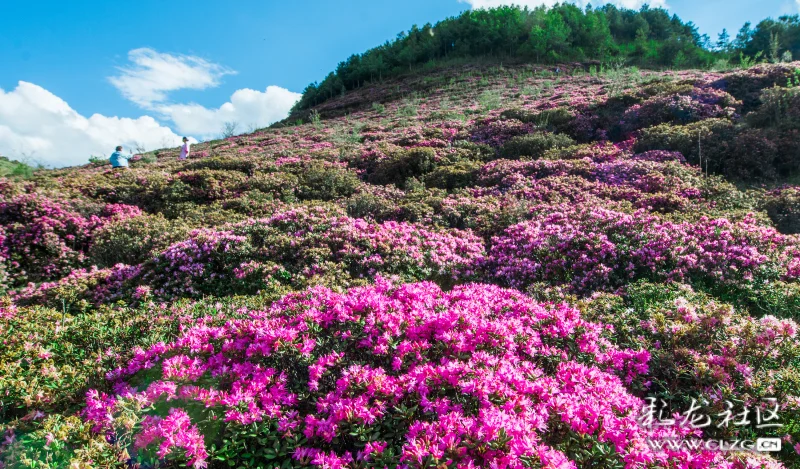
{"left": 109, "top": 146, "right": 134, "bottom": 168}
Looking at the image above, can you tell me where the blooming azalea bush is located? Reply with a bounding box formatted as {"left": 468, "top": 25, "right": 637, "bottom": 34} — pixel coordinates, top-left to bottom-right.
{"left": 75, "top": 280, "right": 775, "bottom": 469}
{"left": 14, "top": 206, "right": 485, "bottom": 306}
{"left": 486, "top": 205, "right": 800, "bottom": 303}
{"left": 583, "top": 283, "right": 800, "bottom": 454}
{"left": 0, "top": 193, "right": 143, "bottom": 291}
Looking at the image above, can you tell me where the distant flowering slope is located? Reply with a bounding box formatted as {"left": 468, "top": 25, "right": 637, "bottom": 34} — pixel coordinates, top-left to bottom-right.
{"left": 3, "top": 62, "right": 800, "bottom": 469}
{"left": 487, "top": 206, "right": 798, "bottom": 292}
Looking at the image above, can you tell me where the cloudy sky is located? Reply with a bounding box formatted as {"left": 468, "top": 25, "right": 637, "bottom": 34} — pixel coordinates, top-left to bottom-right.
{"left": 2, "top": 0, "right": 797, "bottom": 167}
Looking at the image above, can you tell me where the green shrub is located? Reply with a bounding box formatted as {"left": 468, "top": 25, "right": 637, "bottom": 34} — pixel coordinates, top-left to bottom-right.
{"left": 717, "top": 63, "right": 800, "bottom": 112}
{"left": 246, "top": 172, "right": 300, "bottom": 201}
{"left": 295, "top": 162, "right": 362, "bottom": 201}
{"left": 451, "top": 140, "right": 495, "bottom": 160}
{"left": 369, "top": 147, "right": 438, "bottom": 186}
{"left": 636, "top": 119, "right": 787, "bottom": 181}
{"left": 500, "top": 107, "right": 575, "bottom": 132}
{"left": 184, "top": 157, "right": 259, "bottom": 175}
{"left": 89, "top": 214, "right": 191, "bottom": 267}
{"left": 177, "top": 169, "right": 249, "bottom": 201}
{"left": 160, "top": 202, "right": 248, "bottom": 226}
{"left": 0, "top": 297, "right": 223, "bottom": 419}
{"left": 634, "top": 119, "right": 737, "bottom": 174}
{"left": 423, "top": 160, "right": 483, "bottom": 190}
{"left": 0, "top": 414, "right": 122, "bottom": 469}
{"left": 499, "top": 132, "right": 575, "bottom": 159}
{"left": 396, "top": 100, "right": 418, "bottom": 117}
{"left": 639, "top": 80, "right": 696, "bottom": 98}
{"left": 763, "top": 187, "right": 800, "bottom": 234}
{"left": 0, "top": 156, "right": 37, "bottom": 179}
{"left": 346, "top": 192, "right": 398, "bottom": 220}
{"left": 499, "top": 108, "right": 537, "bottom": 122}
{"left": 747, "top": 86, "right": 800, "bottom": 131}
{"left": 725, "top": 128, "right": 779, "bottom": 181}
{"left": 478, "top": 90, "right": 501, "bottom": 111}
{"left": 371, "top": 102, "right": 386, "bottom": 113}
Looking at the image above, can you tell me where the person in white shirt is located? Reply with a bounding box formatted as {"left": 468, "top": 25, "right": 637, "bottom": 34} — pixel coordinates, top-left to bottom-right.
{"left": 179, "top": 137, "right": 191, "bottom": 160}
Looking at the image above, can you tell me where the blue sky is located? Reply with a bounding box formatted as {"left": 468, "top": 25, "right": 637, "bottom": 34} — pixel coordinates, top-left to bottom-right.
{"left": 1, "top": 0, "right": 798, "bottom": 167}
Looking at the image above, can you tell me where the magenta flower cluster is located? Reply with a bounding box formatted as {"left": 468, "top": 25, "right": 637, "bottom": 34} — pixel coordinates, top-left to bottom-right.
{"left": 82, "top": 279, "right": 759, "bottom": 469}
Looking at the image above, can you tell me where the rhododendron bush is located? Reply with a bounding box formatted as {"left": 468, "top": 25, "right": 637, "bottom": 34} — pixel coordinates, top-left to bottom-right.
{"left": 487, "top": 206, "right": 799, "bottom": 294}
{"left": 80, "top": 280, "right": 759, "bottom": 469}
{"left": 3, "top": 62, "right": 800, "bottom": 468}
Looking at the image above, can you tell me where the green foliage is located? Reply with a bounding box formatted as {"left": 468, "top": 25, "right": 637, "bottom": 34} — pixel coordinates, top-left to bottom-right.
{"left": 89, "top": 213, "right": 192, "bottom": 267}
{"left": 740, "top": 15, "right": 800, "bottom": 67}
{"left": 209, "top": 420, "right": 306, "bottom": 469}
{"left": 763, "top": 187, "right": 800, "bottom": 234}
{"left": 501, "top": 107, "right": 576, "bottom": 134}
{"left": 0, "top": 414, "right": 122, "bottom": 469}
{"left": 478, "top": 90, "right": 502, "bottom": 112}
{"left": 396, "top": 100, "right": 418, "bottom": 118}
{"left": 309, "top": 109, "right": 322, "bottom": 129}
{"left": 368, "top": 147, "right": 438, "bottom": 186}
{"left": 0, "top": 298, "right": 220, "bottom": 420}
{"left": 294, "top": 161, "right": 362, "bottom": 201}
{"left": 422, "top": 160, "right": 483, "bottom": 190}
{"left": 499, "top": 132, "right": 576, "bottom": 160}
{"left": 184, "top": 157, "right": 259, "bottom": 175}
{"left": 0, "top": 157, "right": 37, "bottom": 179}
{"left": 747, "top": 85, "right": 800, "bottom": 131}
{"left": 293, "top": 4, "right": 718, "bottom": 111}
{"left": 634, "top": 119, "right": 741, "bottom": 175}
{"left": 372, "top": 102, "right": 386, "bottom": 113}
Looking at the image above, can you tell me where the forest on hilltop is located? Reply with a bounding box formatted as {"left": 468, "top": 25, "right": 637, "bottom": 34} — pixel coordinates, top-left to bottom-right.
{"left": 294, "top": 4, "right": 800, "bottom": 110}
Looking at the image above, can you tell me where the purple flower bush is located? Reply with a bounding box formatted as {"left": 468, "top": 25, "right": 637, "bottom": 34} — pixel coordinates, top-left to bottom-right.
{"left": 0, "top": 193, "right": 143, "bottom": 291}
{"left": 487, "top": 206, "right": 797, "bottom": 293}
{"left": 82, "top": 279, "right": 773, "bottom": 469}
{"left": 620, "top": 87, "right": 739, "bottom": 133}
{"left": 14, "top": 206, "right": 485, "bottom": 305}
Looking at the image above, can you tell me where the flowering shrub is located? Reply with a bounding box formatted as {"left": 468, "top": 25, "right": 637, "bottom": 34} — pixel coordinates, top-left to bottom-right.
{"left": 15, "top": 206, "right": 485, "bottom": 305}
{"left": 584, "top": 282, "right": 800, "bottom": 465}
{"left": 486, "top": 206, "right": 797, "bottom": 294}
{"left": 469, "top": 118, "right": 534, "bottom": 147}
{"left": 0, "top": 194, "right": 143, "bottom": 290}
{"left": 620, "top": 87, "right": 739, "bottom": 133}
{"left": 77, "top": 279, "right": 774, "bottom": 469}
{"left": 714, "top": 63, "right": 800, "bottom": 112}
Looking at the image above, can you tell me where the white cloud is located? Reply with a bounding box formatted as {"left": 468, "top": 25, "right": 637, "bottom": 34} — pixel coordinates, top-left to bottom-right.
{"left": 0, "top": 81, "right": 185, "bottom": 167}
{"left": 158, "top": 86, "right": 301, "bottom": 140}
{"left": 109, "top": 48, "right": 236, "bottom": 108}
{"left": 0, "top": 50, "right": 300, "bottom": 168}
{"left": 460, "top": 0, "right": 667, "bottom": 9}
{"left": 110, "top": 48, "right": 300, "bottom": 140}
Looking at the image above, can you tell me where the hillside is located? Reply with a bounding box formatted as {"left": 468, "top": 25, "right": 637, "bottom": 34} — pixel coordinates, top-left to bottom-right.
{"left": 2, "top": 60, "right": 800, "bottom": 468}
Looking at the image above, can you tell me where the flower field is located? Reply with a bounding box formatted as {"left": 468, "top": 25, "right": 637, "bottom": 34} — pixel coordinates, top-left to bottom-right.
{"left": 2, "top": 61, "right": 800, "bottom": 468}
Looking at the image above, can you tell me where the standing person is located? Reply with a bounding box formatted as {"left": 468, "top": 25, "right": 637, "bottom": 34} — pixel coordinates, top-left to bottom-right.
{"left": 109, "top": 146, "right": 133, "bottom": 168}
{"left": 179, "top": 137, "right": 191, "bottom": 160}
